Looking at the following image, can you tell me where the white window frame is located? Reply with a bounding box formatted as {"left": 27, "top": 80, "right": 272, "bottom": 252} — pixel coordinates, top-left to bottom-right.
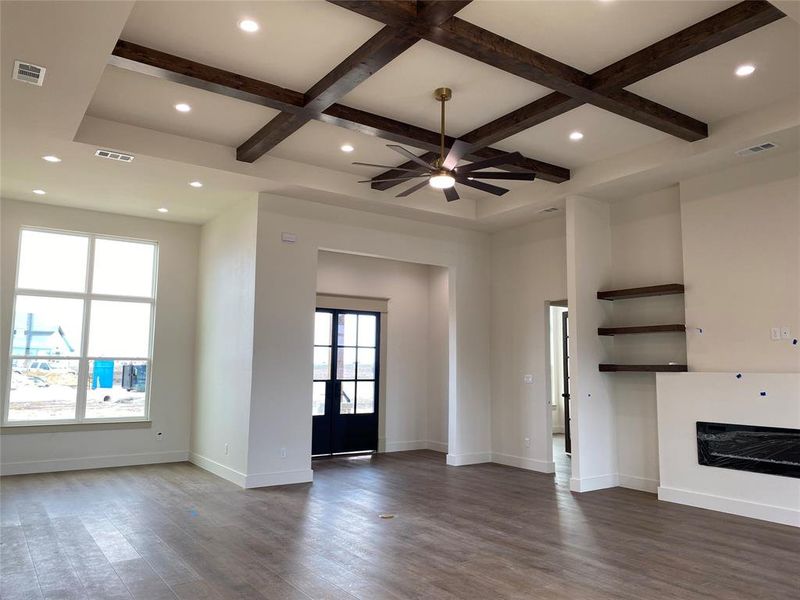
{"left": 4, "top": 226, "right": 158, "bottom": 426}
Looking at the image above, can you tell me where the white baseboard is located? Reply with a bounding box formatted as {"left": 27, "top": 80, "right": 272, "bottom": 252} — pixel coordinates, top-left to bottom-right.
{"left": 618, "top": 474, "right": 658, "bottom": 494}
{"left": 491, "top": 452, "right": 555, "bottom": 474}
{"left": 426, "top": 440, "right": 448, "bottom": 453}
{"left": 245, "top": 469, "right": 313, "bottom": 489}
{"left": 384, "top": 440, "right": 428, "bottom": 452}
{"left": 658, "top": 486, "right": 800, "bottom": 528}
{"left": 189, "top": 452, "right": 247, "bottom": 487}
{"left": 570, "top": 473, "right": 619, "bottom": 492}
{"left": 1, "top": 450, "right": 188, "bottom": 476}
{"left": 446, "top": 452, "right": 491, "bottom": 466}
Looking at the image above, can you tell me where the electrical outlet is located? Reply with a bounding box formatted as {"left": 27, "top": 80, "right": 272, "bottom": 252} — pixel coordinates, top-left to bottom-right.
{"left": 771, "top": 327, "right": 781, "bottom": 341}
{"left": 524, "top": 437, "right": 531, "bottom": 448}
{"left": 781, "top": 327, "right": 791, "bottom": 340}
{"left": 280, "top": 447, "right": 287, "bottom": 458}
{"left": 156, "top": 432, "right": 163, "bottom": 441}
{"left": 224, "top": 443, "right": 229, "bottom": 456}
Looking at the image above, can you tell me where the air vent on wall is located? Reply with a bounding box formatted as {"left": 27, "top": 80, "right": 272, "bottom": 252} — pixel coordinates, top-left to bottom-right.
{"left": 736, "top": 142, "right": 778, "bottom": 157}
{"left": 539, "top": 207, "right": 560, "bottom": 213}
{"left": 95, "top": 149, "right": 135, "bottom": 163}
{"left": 12, "top": 60, "right": 46, "bottom": 86}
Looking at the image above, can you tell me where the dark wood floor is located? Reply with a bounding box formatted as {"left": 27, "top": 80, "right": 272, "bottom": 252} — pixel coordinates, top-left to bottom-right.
{"left": 1, "top": 451, "right": 798, "bottom": 600}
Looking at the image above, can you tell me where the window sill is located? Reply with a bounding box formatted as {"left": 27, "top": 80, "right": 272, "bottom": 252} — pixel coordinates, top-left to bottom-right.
{"left": 1, "top": 420, "right": 152, "bottom": 434}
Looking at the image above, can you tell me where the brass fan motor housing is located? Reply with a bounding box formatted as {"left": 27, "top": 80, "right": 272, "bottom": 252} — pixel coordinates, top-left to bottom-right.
{"left": 434, "top": 87, "right": 452, "bottom": 102}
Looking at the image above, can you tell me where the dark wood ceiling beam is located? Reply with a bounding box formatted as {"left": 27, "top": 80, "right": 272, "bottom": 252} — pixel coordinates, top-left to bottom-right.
{"left": 237, "top": 113, "right": 309, "bottom": 162}
{"left": 109, "top": 40, "right": 305, "bottom": 113}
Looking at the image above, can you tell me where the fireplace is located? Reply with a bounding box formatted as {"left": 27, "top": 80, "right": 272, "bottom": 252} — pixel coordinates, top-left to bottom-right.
{"left": 696, "top": 422, "right": 800, "bottom": 479}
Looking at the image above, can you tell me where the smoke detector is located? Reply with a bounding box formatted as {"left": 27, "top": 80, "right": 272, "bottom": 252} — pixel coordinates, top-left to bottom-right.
{"left": 12, "top": 60, "right": 46, "bottom": 86}
{"left": 735, "top": 142, "right": 777, "bottom": 157}
{"left": 95, "top": 149, "right": 134, "bottom": 163}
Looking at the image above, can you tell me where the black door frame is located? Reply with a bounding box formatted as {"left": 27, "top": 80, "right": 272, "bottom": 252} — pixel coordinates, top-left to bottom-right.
{"left": 312, "top": 308, "right": 381, "bottom": 457}
{"left": 562, "top": 310, "right": 571, "bottom": 454}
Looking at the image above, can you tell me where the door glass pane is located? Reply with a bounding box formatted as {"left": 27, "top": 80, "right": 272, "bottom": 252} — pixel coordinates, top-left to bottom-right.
{"left": 11, "top": 295, "right": 84, "bottom": 357}
{"left": 85, "top": 360, "right": 147, "bottom": 419}
{"left": 312, "top": 381, "right": 326, "bottom": 416}
{"left": 358, "top": 314, "right": 376, "bottom": 347}
{"left": 8, "top": 358, "right": 79, "bottom": 421}
{"left": 356, "top": 382, "right": 375, "bottom": 414}
{"left": 337, "top": 314, "right": 357, "bottom": 346}
{"left": 357, "top": 348, "right": 375, "bottom": 379}
{"left": 313, "top": 347, "right": 331, "bottom": 380}
{"left": 314, "top": 312, "right": 332, "bottom": 346}
{"left": 337, "top": 347, "right": 356, "bottom": 379}
{"left": 88, "top": 301, "right": 151, "bottom": 357}
{"left": 92, "top": 239, "right": 155, "bottom": 297}
{"left": 340, "top": 381, "right": 355, "bottom": 414}
{"left": 17, "top": 230, "right": 88, "bottom": 293}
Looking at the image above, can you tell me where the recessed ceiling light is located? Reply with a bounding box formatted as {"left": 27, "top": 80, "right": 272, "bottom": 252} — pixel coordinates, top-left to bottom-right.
{"left": 42, "top": 155, "right": 61, "bottom": 163}
{"left": 157, "top": 207, "right": 169, "bottom": 213}
{"left": 32, "top": 189, "right": 46, "bottom": 195}
{"left": 189, "top": 181, "right": 203, "bottom": 188}
{"left": 175, "top": 103, "right": 192, "bottom": 113}
{"left": 569, "top": 131, "right": 584, "bottom": 141}
{"left": 735, "top": 64, "right": 756, "bottom": 77}
{"left": 340, "top": 144, "right": 354, "bottom": 153}
{"left": 238, "top": 19, "right": 259, "bottom": 33}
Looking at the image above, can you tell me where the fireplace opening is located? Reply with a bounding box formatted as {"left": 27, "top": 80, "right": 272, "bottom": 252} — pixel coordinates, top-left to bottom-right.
{"left": 696, "top": 422, "right": 800, "bottom": 479}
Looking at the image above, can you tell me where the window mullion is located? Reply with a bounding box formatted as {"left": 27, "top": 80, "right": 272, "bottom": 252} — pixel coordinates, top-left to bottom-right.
{"left": 74, "top": 235, "right": 96, "bottom": 422}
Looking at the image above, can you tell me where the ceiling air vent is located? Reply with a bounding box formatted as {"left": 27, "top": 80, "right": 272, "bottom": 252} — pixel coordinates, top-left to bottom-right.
{"left": 12, "top": 60, "right": 46, "bottom": 86}
{"left": 736, "top": 142, "right": 778, "bottom": 157}
{"left": 95, "top": 149, "right": 135, "bottom": 163}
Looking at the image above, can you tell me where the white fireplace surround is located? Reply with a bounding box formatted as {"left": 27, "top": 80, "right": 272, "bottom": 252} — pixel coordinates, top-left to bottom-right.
{"left": 656, "top": 372, "right": 800, "bottom": 527}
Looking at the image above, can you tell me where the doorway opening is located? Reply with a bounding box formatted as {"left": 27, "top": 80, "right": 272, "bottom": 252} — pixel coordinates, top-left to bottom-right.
{"left": 548, "top": 303, "right": 571, "bottom": 485}
{"left": 312, "top": 309, "right": 380, "bottom": 456}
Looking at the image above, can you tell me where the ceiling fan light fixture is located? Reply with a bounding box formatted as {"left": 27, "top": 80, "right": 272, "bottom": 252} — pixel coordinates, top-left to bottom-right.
{"left": 429, "top": 169, "right": 455, "bottom": 189}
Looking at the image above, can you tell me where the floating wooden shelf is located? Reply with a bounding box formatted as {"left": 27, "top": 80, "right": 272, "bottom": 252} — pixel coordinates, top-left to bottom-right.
{"left": 599, "top": 364, "right": 688, "bottom": 372}
{"left": 597, "top": 284, "right": 684, "bottom": 301}
{"left": 598, "top": 324, "right": 686, "bottom": 336}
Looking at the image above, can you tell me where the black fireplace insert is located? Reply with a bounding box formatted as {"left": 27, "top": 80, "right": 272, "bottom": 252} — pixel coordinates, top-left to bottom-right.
{"left": 696, "top": 422, "right": 800, "bottom": 479}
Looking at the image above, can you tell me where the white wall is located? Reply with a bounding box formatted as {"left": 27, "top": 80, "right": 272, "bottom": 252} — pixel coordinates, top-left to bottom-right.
{"left": 240, "top": 193, "right": 490, "bottom": 487}
{"left": 567, "top": 196, "right": 617, "bottom": 491}
{"left": 0, "top": 199, "right": 199, "bottom": 474}
{"left": 427, "top": 266, "right": 449, "bottom": 452}
{"left": 491, "top": 216, "right": 567, "bottom": 473}
{"left": 190, "top": 199, "right": 258, "bottom": 486}
{"left": 608, "top": 186, "right": 686, "bottom": 492}
{"left": 681, "top": 152, "right": 800, "bottom": 373}
{"left": 657, "top": 372, "right": 800, "bottom": 527}
{"left": 316, "top": 251, "right": 448, "bottom": 452}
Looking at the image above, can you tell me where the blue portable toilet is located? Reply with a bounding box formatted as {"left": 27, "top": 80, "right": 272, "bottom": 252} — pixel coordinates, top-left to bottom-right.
{"left": 93, "top": 360, "right": 114, "bottom": 389}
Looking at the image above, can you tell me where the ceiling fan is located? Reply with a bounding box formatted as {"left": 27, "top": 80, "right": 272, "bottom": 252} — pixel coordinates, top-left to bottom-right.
{"left": 353, "top": 87, "right": 536, "bottom": 202}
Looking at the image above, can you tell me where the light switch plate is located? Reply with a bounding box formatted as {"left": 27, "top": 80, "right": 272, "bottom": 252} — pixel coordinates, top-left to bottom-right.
{"left": 523, "top": 374, "right": 534, "bottom": 384}
{"left": 771, "top": 327, "right": 781, "bottom": 340}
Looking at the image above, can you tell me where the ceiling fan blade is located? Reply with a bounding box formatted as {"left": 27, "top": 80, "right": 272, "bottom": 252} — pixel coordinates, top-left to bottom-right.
{"left": 353, "top": 162, "right": 426, "bottom": 172}
{"left": 387, "top": 145, "right": 433, "bottom": 169}
{"left": 442, "top": 140, "right": 471, "bottom": 170}
{"left": 456, "top": 176, "right": 509, "bottom": 196}
{"left": 396, "top": 179, "right": 430, "bottom": 198}
{"left": 465, "top": 171, "right": 536, "bottom": 181}
{"left": 358, "top": 174, "right": 428, "bottom": 184}
{"left": 458, "top": 151, "right": 522, "bottom": 173}
{"left": 443, "top": 187, "right": 460, "bottom": 202}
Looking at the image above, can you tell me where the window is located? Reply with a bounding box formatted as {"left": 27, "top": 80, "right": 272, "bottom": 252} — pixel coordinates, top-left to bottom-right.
{"left": 5, "top": 228, "right": 157, "bottom": 424}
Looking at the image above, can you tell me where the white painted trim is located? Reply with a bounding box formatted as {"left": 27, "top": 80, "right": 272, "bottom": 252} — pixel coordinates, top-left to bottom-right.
{"left": 384, "top": 440, "right": 428, "bottom": 452}
{"left": 189, "top": 452, "right": 247, "bottom": 488}
{"left": 0, "top": 450, "right": 188, "bottom": 476}
{"left": 426, "top": 440, "right": 448, "bottom": 453}
{"left": 245, "top": 468, "right": 313, "bottom": 489}
{"left": 658, "top": 486, "right": 800, "bottom": 528}
{"left": 618, "top": 474, "right": 658, "bottom": 494}
{"left": 492, "top": 452, "right": 555, "bottom": 474}
{"left": 446, "top": 452, "right": 491, "bottom": 466}
{"left": 570, "top": 473, "right": 619, "bottom": 492}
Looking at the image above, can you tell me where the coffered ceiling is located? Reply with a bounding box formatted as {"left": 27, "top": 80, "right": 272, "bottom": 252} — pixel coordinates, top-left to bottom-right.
{"left": 1, "top": 1, "right": 798, "bottom": 229}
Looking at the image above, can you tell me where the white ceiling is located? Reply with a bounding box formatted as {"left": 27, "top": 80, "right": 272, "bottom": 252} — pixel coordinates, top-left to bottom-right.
{"left": 2, "top": 0, "right": 798, "bottom": 230}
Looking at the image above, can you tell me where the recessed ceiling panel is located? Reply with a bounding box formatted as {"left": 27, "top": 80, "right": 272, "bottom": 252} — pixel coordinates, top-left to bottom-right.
{"left": 121, "top": 1, "right": 384, "bottom": 92}
{"left": 457, "top": 0, "right": 738, "bottom": 73}
{"left": 494, "top": 104, "right": 669, "bottom": 169}
{"left": 87, "top": 66, "right": 281, "bottom": 147}
{"left": 340, "top": 40, "right": 551, "bottom": 137}
{"left": 628, "top": 19, "right": 799, "bottom": 122}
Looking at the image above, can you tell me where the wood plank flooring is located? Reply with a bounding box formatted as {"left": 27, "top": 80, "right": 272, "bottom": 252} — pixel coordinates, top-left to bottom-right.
{"left": 1, "top": 451, "right": 798, "bottom": 599}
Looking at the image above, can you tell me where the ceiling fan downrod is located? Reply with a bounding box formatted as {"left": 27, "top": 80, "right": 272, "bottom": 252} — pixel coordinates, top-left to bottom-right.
{"left": 434, "top": 87, "right": 452, "bottom": 168}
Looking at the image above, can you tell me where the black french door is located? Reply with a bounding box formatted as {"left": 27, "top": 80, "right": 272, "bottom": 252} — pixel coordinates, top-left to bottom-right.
{"left": 312, "top": 309, "right": 380, "bottom": 456}
{"left": 562, "top": 311, "right": 571, "bottom": 454}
